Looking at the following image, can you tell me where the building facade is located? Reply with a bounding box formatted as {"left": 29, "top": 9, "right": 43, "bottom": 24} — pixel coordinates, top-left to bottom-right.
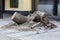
{"left": 0, "top": 0, "right": 38, "bottom": 18}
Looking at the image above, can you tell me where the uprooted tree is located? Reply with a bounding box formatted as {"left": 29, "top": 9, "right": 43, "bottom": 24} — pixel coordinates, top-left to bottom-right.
{"left": 11, "top": 11, "right": 57, "bottom": 29}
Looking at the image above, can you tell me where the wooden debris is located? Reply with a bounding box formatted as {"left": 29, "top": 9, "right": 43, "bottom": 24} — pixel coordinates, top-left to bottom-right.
{"left": 11, "top": 11, "right": 57, "bottom": 30}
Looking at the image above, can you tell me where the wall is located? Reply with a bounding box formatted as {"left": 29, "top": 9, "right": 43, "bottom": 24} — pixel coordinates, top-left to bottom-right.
{"left": 5, "top": 0, "right": 32, "bottom": 11}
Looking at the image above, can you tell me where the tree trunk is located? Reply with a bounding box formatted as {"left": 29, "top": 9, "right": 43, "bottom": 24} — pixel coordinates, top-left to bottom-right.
{"left": 11, "top": 12, "right": 27, "bottom": 24}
